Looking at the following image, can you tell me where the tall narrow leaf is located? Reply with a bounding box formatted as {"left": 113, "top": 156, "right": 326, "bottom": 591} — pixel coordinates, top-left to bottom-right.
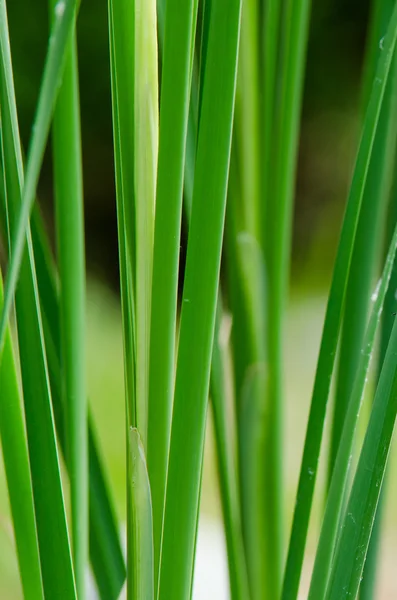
{"left": 326, "top": 310, "right": 397, "bottom": 599}
{"left": 360, "top": 174, "right": 397, "bottom": 599}
{"left": 0, "top": 2, "right": 77, "bottom": 597}
{"left": 107, "top": 6, "right": 138, "bottom": 598}
{"left": 51, "top": 16, "right": 87, "bottom": 596}
{"left": 158, "top": 1, "right": 242, "bottom": 598}
{"left": 211, "top": 301, "right": 250, "bottom": 600}
{"left": 0, "top": 273, "right": 43, "bottom": 600}
{"left": 180, "top": 45, "right": 248, "bottom": 595}
{"left": 128, "top": 428, "right": 154, "bottom": 600}
{"left": 147, "top": 0, "right": 198, "bottom": 584}
{"left": 28, "top": 203, "right": 126, "bottom": 599}
{"left": 261, "top": 0, "right": 312, "bottom": 593}
{"left": 134, "top": 0, "right": 158, "bottom": 445}
{"left": 282, "top": 4, "right": 397, "bottom": 597}
{"left": 235, "top": 0, "right": 260, "bottom": 239}
{"left": 329, "top": 5, "right": 397, "bottom": 483}
{"left": 358, "top": 7, "right": 397, "bottom": 596}
{"left": 108, "top": 0, "right": 136, "bottom": 429}
{"left": 236, "top": 233, "right": 267, "bottom": 600}
{"left": 0, "top": 0, "right": 78, "bottom": 351}
{"left": 108, "top": 2, "right": 158, "bottom": 599}
{"left": 308, "top": 221, "right": 397, "bottom": 599}
{"left": 261, "top": 0, "right": 281, "bottom": 245}
{"left": 88, "top": 423, "right": 126, "bottom": 600}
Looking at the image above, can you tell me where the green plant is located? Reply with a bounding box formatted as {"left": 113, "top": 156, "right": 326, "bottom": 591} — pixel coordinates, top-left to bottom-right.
{"left": 0, "top": 0, "right": 397, "bottom": 599}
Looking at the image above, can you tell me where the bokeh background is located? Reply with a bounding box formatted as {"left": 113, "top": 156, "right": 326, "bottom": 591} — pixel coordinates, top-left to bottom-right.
{"left": 1, "top": 0, "right": 397, "bottom": 598}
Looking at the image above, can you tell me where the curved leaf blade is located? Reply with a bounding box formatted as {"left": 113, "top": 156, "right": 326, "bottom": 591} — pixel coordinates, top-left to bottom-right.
{"left": 309, "top": 221, "right": 397, "bottom": 599}
{"left": 326, "top": 304, "right": 397, "bottom": 599}
{"left": 0, "top": 0, "right": 78, "bottom": 353}
{"left": 0, "top": 274, "right": 44, "bottom": 600}
{"left": 282, "top": 5, "right": 397, "bottom": 597}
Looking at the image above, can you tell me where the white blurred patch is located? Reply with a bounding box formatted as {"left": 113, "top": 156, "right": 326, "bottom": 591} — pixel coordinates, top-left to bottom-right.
{"left": 193, "top": 518, "right": 230, "bottom": 600}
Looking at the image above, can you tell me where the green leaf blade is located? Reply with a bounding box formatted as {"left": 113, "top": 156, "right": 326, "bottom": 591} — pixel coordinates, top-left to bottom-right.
{"left": 51, "top": 26, "right": 88, "bottom": 598}
{"left": 210, "top": 300, "right": 250, "bottom": 600}
{"left": 0, "top": 274, "right": 44, "bottom": 600}
{"left": 30, "top": 206, "right": 126, "bottom": 600}
{"left": 309, "top": 220, "right": 397, "bottom": 600}
{"left": 134, "top": 0, "right": 158, "bottom": 446}
{"left": 0, "top": 2, "right": 77, "bottom": 596}
{"left": 128, "top": 428, "right": 154, "bottom": 600}
{"left": 147, "top": 0, "right": 199, "bottom": 585}
{"left": 158, "top": 1, "right": 242, "bottom": 598}
{"left": 282, "top": 4, "right": 397, "bottom": 597}
{"left": 326, "top": 311, "right": 397, "bottom": 599}
{"left": 0, "top": 0, "right": 78, "bottom": 354}
{"left": 329, "top": 27, "right": 397, "bottom": 487}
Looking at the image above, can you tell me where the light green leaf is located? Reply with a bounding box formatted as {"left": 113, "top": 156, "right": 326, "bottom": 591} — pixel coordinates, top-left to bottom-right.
{"left": 50, "top": 14, "right": 87, "bottom": 595}
{"left": 128, "top": 428, "right": 154, "bottom": 600}
{"left": 309, "top": 220, "right": 397, "bottom": 599}
{"left": 282, "top": 4, "right": 397, "bottom": 597}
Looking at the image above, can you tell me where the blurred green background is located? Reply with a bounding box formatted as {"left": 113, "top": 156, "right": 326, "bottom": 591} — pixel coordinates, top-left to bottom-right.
{"left": 1, "top": 0, "right": 397, "bottom": 598}
{"left": 5, "top": 0, "right": 371, "bottom": 285}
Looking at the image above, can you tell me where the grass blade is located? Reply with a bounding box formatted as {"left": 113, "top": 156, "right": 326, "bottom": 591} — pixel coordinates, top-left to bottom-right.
{"left": 29, "top": 206, "right": 126, "bottom": 599}
{"left": 224, "top": 139, "right": 269, "bottom": 598}
{"left": 109, "top": 2, "right": 158, "bottom": 599}
{"left": 0, "top": 35, "right": 124, "bottom": 600}
{"left": 51, "top": 19, "right": 87, "bottom": 597}
{"left": 236, "top": 233, "right": 266, "bottom": 600}
{"left": 108, "top": 0, "right": 136, "bottom": 428}
{"left": 228, "top": 36, "right": 269, "bottom": 600}
{"left": 181, "top": 62, "right": 249, "bottom": 598}
{"left": 308, "top": 221, "right": 397, "bottom": 599}
{"left": 235, "top": 0, "right": 260, "bottom": 239}
{"left": 180, "top": 26, "right": 248, "bottom": 595}
{"left": 134, "top": 0, "right": 158, "bottom": 446}
{"left": 281, "top": 5, "right": 397, "bottom": 597}
{"left": 361, "top": 0, "right": 396, "bottom": 111}
{"left": 88, "top": 422, "right": 126, "bottom": 600}
{"left": 0, "top": 3, "right": 76, "bottom": 596}
{"left": 158, "top": 0, "right": 242, "bottom": 597}
{"left": 128, "top": 428, "right": 154, "bottom": 600}
{"left": 30, "top": 208, "right": 60, "bottom": 349}
{"left": 329, "top": 7, "right": 397, "bottom": 485}
{"left": 358, "top": 8, "right": 397, "bottom": 596}
{"left": 326, "top": 306, "right": 397, "bottom": 599}
{"left": 228, "top": 9, "right": 266, "bottom": 592}
{"left": 210, "top": 300, "right": 250, "bottom": 600}
{"left": 0, "top": 0, "right": 78, "bottom": 353}
{"left": 359, "top": 177, "right": 397, "bottom": 599}
{"left": 147, "top": 0, "right": 198, "bottom": 584}
{"left": 109, "top": 0, "right": 158, "bottom": 440}
{"left": 0, "top": 272, "right": 43, "bottom": 600}
{"left": 107, "top": 6, "right": 138, "bottom": 598}
{"left": 260, "top": 0, "right": 282, "bottom": 244}
{"left": 262, "top": 0, "right": 312, "bottom": 593}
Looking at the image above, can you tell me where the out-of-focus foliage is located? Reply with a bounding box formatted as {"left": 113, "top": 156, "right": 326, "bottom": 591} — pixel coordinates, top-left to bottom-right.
{"left": 6, "top": 0, "right": 372, "bottom": 284}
